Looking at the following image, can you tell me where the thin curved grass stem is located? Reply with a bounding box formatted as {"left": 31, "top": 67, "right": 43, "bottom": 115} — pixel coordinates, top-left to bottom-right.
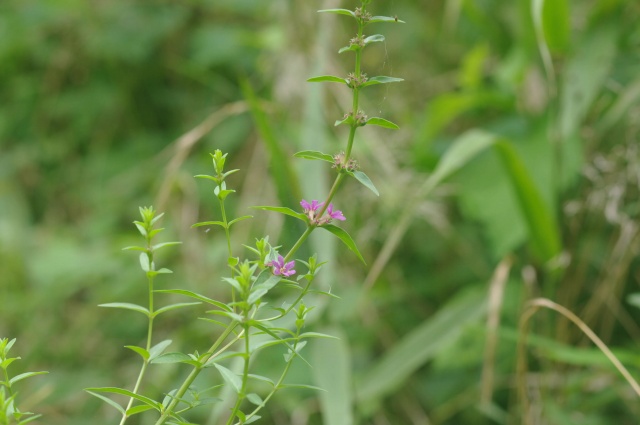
{"left": 517, "top": 297, "right": 640, "bottom": 424}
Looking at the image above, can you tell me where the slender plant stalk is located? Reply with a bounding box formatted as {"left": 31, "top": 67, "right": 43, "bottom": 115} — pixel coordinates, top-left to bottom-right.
{"left": 226, "top": 324, "right": 251, "bottom": 424}
{"left": 517, "top": 298, "right": 640, "bottom": 425}
{"left": 154, "top": 322, "right": 239, "bottom": 425}
{"left": 120, "top": 238, "right": 156, "bottom": 425}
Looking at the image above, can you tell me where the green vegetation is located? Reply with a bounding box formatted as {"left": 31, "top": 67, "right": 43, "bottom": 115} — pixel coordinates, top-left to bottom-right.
{"left": 1, "top": 0, "right": 640, "bottom": 424}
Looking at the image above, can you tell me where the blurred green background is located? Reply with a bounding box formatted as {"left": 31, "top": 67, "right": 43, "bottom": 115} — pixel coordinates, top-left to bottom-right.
{"left": 2, "top": 0, "right": 640, "bottom": 424}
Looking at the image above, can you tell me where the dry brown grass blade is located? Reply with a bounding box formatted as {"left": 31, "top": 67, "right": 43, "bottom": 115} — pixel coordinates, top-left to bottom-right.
{"left": 480, "top": 255, "right": 513, "bottom": 405}
{"left": 517, "top": 297, "right": 640, "bottom": 425}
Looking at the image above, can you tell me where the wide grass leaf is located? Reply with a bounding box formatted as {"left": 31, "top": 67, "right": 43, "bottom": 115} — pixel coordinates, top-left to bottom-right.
{"left": 493, "top": 140, "right": 561, "bottom": 262}
{"left": 312, "top": 328, "right": 352, "bottom": 425}
{"left": 356, "top": 287, "right": 487, "bottom": 403}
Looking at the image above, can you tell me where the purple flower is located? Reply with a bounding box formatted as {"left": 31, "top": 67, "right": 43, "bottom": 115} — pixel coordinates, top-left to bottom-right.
{"left": 326, "top": 204, "right": 346, "bottom": 221}
{"left": 268, "top": 255, "right": 296, "bottom": 277}
{"left": 300, "top": 199, "right": 324, "bottom": 213}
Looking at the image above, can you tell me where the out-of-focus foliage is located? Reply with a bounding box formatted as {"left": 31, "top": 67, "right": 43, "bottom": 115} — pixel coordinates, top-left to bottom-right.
{"left": 1, "top": 0, "right": 640, "bottom": 424}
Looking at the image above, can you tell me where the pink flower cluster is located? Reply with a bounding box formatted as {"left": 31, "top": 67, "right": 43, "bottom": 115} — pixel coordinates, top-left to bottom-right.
{"left": 300, "top": 199, "right": 346, "bottom": 225}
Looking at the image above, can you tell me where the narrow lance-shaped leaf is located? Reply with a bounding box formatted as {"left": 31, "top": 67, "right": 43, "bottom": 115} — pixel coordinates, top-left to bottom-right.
{"left": 126, "top": 405, "right": 156, "bottom": 417}
{"left": 339, "top": 45, "right": 359, "bottom": 54}
{"left": 251, "top": 206, "right": 308, "bottom": 222}
{"left": 228, "top": 215, "right": 253, "bottom": 227}
{"left": 248, "top": 270, "right": 282, "bottom": 305}
{"left": 318, "top": 8, "right": 356, "bottom": 18}
{"left": 86, "top": 391, "right": 125, "bottom": 415}
{"left": 99, "top": 303, "right": 150, "bottom": 317}
{"left": 365, "top": 117, "right": 399, "bottom": 130}
{"left": 361, "top": 76, "right": 404, "bottom": 87}
{"left": 8, "top": 371, "right": 48, "bottom": 386}
{"left": 214, "top": 364, "right": 242, "bottom": 394}
{"left": 154, "top": 289, "right": 231, "bottom": 312}
{"left": 125, "top": 345, "right": 150, "bottom": 361}
{"left": 335, "top": 115, "right": 355, "bottom": 127}
{"left": 151, "top": 241, "right": 182, "bottom": 251}
{"left": 85, "top": 387, "right": 162, "bottom": 411}
{"left": 139, "top": 252, "right": 150, "bottom": 272}
{"left": 294, "top": 150, "right": 335, "bottom": 163}
{"left": 348, "top": 170, "right": 379, "bottom": 196}
{"left": 320, "top": 224, "right": 366, "bottom": 264}
{"left": 307, "top": 75, "right": 348, "bottom": 84}
{"left": 364, "top": 34, "right": 385, "bottom": 45}
{"left": 367, "top": 16, "right": 406, "bottom": 24}
{"left": 153, "top": 302, "right": 201, "bottom": 318}
{"left": 192, "top": 220, "right": 226, "bottom": 229}
{"left": 493, "top": 140, "right": 561, "bottom": 262}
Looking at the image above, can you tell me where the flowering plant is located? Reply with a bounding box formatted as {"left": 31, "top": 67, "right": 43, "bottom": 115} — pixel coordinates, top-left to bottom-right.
{"left": 3, "top": 1, "right": 403, "bottom": 424}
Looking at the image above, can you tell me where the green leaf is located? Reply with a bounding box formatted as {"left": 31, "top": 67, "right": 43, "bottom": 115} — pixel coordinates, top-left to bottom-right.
{"left": 125, "top": 345, "right": 150, "bottom": 361}
{"left": 126, "top": 404, "right": 156, "bottom": 416}
{"left": 99, "top": 303, "right": 150, "bottom": 317}
{"left": 338, "top": 45, "right": 358, "bottom": 54}
{"left": 155, "top": 289, "right": 231, "bottom": 312}
{"left": 194, "top": 174, "right": 219, "bottom": 182}
{"left": 542, "top": 0, "right": 570, "bottom": 52}
{"left": 361, "top": 76, "right": 404, "bottom": 87}
{"left": 293, "top": 150, "right": 335, "bottom": 163}
{"left": 16, "top": 414, "right": 43, "bottom": 424}
{"left": 151, "top": 241, "right": 182, "bottom": 251}
{"left": 248, "top": 270, "right": 282, "bottom": 305}
{"left": 368, "top": 15, "right": 405, "bottom": 24}
{"left": 221, "top": 277, "right": 243, "bottom": 293}
{"left": 139, "top": 253, "right": 150, "bottom": 272}
{"left": 250, "top": 323, "right": 311, "bottom": 367}
{"left": 151, "top": 352, "right": 197, "bottom": 365}
{"left": 153, "top": 302, "right": 201, "bottom": 318}
{"left": 307, "top": 75, "right": 347, "bottom": 84}
{"left": 299, "top": 332, "right": 339, "bottom": 340}
{"left": 247, "top": 374, "right": 275, "bottom": 387}
{"left": 122, "top": 245, "right": 146, "bottom": 252}
{"left": 348, "top": 170, "right": 379, "bottom": 196}
{"left": 134, "top": 222, "right": 147, "bottom": 237}
{"left": 192, "top": 220, "right": 226, "bottom": 228}
{"left": 86, "top": 391, "right": 125, "bottom": 415}
{"left": 364, "top": 34, "right": 385, "bottom": 45}
{"left": 320, "top": 224, "right": 365, "bottom": 264}
{"left": 426, "top": 129, "right": 497, "bottom": 190}
{"left": 365, "top": 117, "right": 399, "bottom": 130}
{"left": 251, "top": 206, "right": 307, "bottom": 222}
{"left": 493, "top": 141, "right": 561, "bottom": 262}
{"left": 85, "top": 387, "right": 162, "bottom": 411}
{"left": 627, "top": 293, "right": 640, "bottom": 310}
{"left": 148, "top": 339, "right": 173, "bottom": 361}
{"left": 244, "top": 416, "right": 262, "bottom": 424}
{"left": 8, "top": 371, "right": 48, "bottom": 386}
{"left": 228, "top": 215, "right": 253, "bottom": 227}
{"left": 356, "top": 287, "right": 487, "bottom": 403}
{"left": 335, "top": 115, "right": 354, "bottom": 127}
{"left": 246, "top": 393, "right": 263, "bottom": 406}
{"left": 214, "top": 364, "right": 242, "bottom": 394}
{"left": 318, "top": 8, "right": 356, "bottom": 18}
{"left": 278, "top": 384, "right": 326, "bottom": 392}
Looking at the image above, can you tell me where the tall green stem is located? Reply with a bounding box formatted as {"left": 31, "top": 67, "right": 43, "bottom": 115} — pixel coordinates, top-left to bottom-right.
{"left": 226, "top": 324, "right": 251, "bottom": 425}
{"left": 119, "top": 248, "right": 156, "bottom": 425}
{"left": 153, "top": 322, "right": 239, "bottom": 425}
